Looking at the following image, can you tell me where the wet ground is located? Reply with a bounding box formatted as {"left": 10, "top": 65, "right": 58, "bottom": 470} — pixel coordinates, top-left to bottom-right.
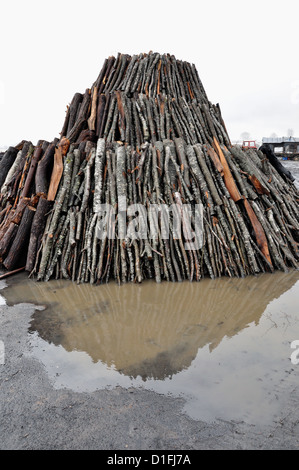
{"left": 0, "top": 160, "right": 298, "bottom": 450}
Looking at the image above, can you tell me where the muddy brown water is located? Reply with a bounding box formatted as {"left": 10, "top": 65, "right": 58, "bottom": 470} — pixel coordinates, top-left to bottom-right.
{"left": 1, "top": 268, "right": 299, "bottom": 425}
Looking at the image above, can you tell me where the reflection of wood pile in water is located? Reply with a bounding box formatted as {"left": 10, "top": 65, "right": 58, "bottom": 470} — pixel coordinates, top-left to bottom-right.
{"left": 0, "top": 52, "right": 298, "bottom": 283}
{"left": 6, "top": 271, "right": 298, "bottom": 380}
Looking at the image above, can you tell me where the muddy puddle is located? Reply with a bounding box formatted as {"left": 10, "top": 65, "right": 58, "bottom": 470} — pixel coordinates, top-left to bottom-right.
{"left": 1, "top": 269, "right": 299, "bottom": 425}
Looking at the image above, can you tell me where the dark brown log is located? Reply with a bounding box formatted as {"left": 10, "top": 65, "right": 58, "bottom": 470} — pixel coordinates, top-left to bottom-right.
{"left": 105, "top": 53, "right": 121, "bottom": 92}
{"left": 0, "top": 204, "right": 11, "bottom": 224}
{"left": 41, "top": 141, "right": 50, "bottom": 153}
{"left": 10, "top": 197, "right": 31, "bottom": 225}
{"left": 95, "top": 94, "right": 107, "bottom": 138}
{"left": 3, "top": 206, "right": 36, "bottom": 270}
{"left": 76, "top": 89, "right": 91, "bottom": 123}
{"left": 0, "top": 222, "right": 18, "bottom": 258}
{"left": 110, "top": 54, "right": 130, "bottom": 92}
{"left": 0, "top": 147, "right": 18, "bottom": 189}
{"left": 5, "top": 142, "right": 32, "bottom": 200}
{"left": 99, "top": 93, "right": 111, "bottom": 138}
{"left": 67, "top": 119, "right": 87, "bottom": 143}
{"left": 14, "top": 140, "right": 27, "bottom": 151}
{"left": 35, "top": 140, "right": 58, "bottom": 196}
{"left": 60, "top": 105, "right": 70, "bottom": 138}
{"left": 98, "top": 56, "right": 115, "bottom": 94}
{"left": 66, "top": 92, "right": 83, "bottom": 136}
{"left": 94, "top": 58, "right": 108, "bottom": 89}
{"left": 20, "top": 145, "right": 44, "bottom": 198}
{"left": 77, "top": 129, "right": 96, "bottom": 144}
{"left": 0, "top": 266, "right": 25, "bottom": 280}
{"left": 26, "top": 197, "right": 54, "bottom": 272}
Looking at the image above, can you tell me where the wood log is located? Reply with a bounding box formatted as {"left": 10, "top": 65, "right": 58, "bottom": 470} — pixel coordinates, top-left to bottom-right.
{"left": 98, "top": 56, "right": 116, "bottom": 95}
{"left": 94, "top": 57, "right": 108, "bottom": 89}
{"left": 4, "top": 142, "right": 32, "bottom": 200}
{"left": 0, "top": 266, "right": 25, "bottom": 280}
{"left": 87, "top": 86, "right": 98, "bottom": 131}
{"left": 77, "top": 129, "right": 96, "bottom": 144}
{"left": 60, "top": 104, "right": 70, "bottom": 138}
{"left": 76, "top": 89, "right": 91, "bottom": 123}
{"left": 0, "top": 147, "right": 18, "bottom": 189}
{"left": 9, "top": 197, "right": 31, "bottom": 225}
{"left": 47, "top": 138, "right": 70, "bottom": 201}
{"left": 67, "top": 118, "right": 86, "bottom": 143}
{"left": 66, "top": 92, "right": 83, "bottom": 136}
{"left": 35, "top": 140, "right": 58, "bottom": 197}
{"left": 21, "top": 145, "right": 44, "bottom": 198}
{"left": 0, "top": 149, "right": 22, "bottom": 197}
{"left": 213, "top": 137, "right": 241, "bottom": 202}
{"left": 0, "top": 223, "right": 18, "bottom": 258}
{"left": 12, "top": 145, "right": 35, "bottom": 209}
{"left": 14, "top": 140, "right": 27, "bottom": 151}
{"left": 243, "top": 198, "right": 272, "bottom": 267}
{"left": 95, "top": 94, "right": 107, "bottom": 138}
{"left": 25, "top": 197, "right": 54, "bottom": 272}
{"left": 3, "top": 206, "right": 36, "bottom": 270}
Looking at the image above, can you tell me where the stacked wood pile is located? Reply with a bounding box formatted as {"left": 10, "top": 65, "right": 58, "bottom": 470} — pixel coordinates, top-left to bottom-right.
{"left": 0, "top": 51, "right": 298, "bottom": 284}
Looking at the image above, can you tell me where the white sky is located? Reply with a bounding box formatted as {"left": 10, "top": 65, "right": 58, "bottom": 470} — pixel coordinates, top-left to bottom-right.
{"left": 0, "top": 0, "right": 298, "bottom": 147}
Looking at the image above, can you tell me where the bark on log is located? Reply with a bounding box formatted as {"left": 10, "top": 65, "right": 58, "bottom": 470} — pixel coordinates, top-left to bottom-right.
{"left": 47, "top": 138, "right": 70, "bottom": 201}
{"left": 0, "top": 266, "right": 25, "bottom": 280}
{"left": 88, "top": 86, "right": 98, "bottom": 131}
{"left": 6, "top": 142, "right": 32, "bottom": 198}
{"left": 0, "top": 147, "right": 18, "bottom": 189}
{"left": 243, "top": 198, "right": 272, "bottom": 267}
{"left": 0, "top": 223, "right": 18, "bottom": 258}
{"left": 21, "top": 145, "right": 44, "bottom": 198}
{"left": 35, "top": 140, "right": 58, "bottom": 197}
{"left": 0, "top": 149, "right": 23, "bottom": 196}
{"left": 3, "top": 206, "right": 36, "bottom": 270}
{"left": 67, "top": 93, "right": 83, "bottom": 136}
{"left": 25, "top": 197, "right": 54, "bottom": 272}
{"left": 10, "top": 197, "right": 31, "bottom": 225}
{"left": 213, "top": 137, "right": 241, "bottom": 202}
